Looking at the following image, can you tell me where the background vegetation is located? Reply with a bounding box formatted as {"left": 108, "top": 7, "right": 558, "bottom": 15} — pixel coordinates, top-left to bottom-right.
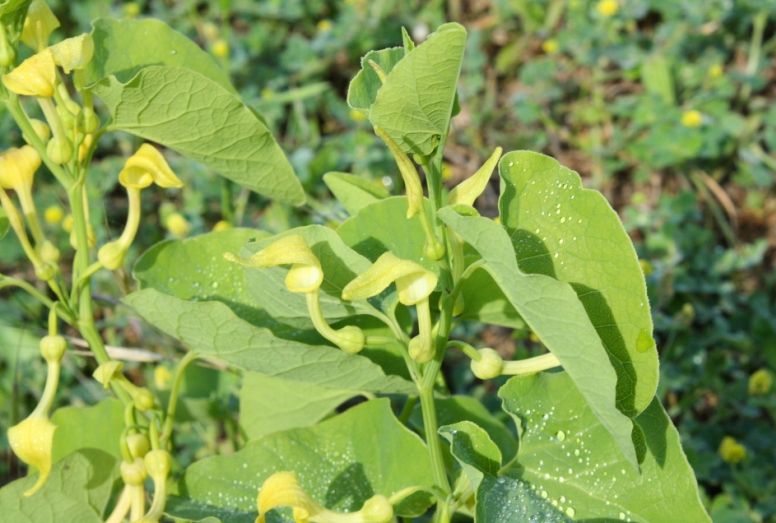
{"left": 1, "top": 1, "right": 775, "bottom": 522}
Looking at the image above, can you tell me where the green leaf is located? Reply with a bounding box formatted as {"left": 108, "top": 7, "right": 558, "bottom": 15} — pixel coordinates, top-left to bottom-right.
{"left": 240, "top": 372, "right": 359, "bottom": 441}
{"left": 323, "top": 172, "right": 390, "bottom": 216}
{"left": 123, "top": 288, "right": 414, "bottom": 395}
{"left": 0, "top": 207, "right": 9, "bottom": 240}
{"left": 346, "top": 47, "right": 405, "bottom": 113}
{"left": 51, "top": 397, "right": 124, "bottom": 463}
{"left": 439, "top": 422, "right": 573, "bottom": 523}
{"left": 459, "top": 256, "right": 526, "bottom": 329}
{"left": 0, "top": 0, "right": 31, "bottom": 26}
{"left": 165, "top": 495, "right": 255, "bottom": 523}
{"left": 412, "top": 396, "right": 517, "bottom": 464}
{"left": 337, "top": 196, "right": 439, "bottom": 275}
{"left": 369, "top": 23, "right": 467, "bottom": 156}
{"left": 499, "top": 151, "right": 658, "bottom": 416}
{"left": 86, "top": 18, "right": 235, "bottom": 93}
{"left": 438, "top": 208, "right": 638, "bottom": 469}
{"left": 499, "top": 371, "right": 711, "bottom": 523}
{"left": 0, "top": 449, "right": 120, "bottom": 523}
{"left": 179, "top": 399, "right": 435, "bottom": 518}
{"left": 91, "top": 66, "right": 305, "bottom": 205}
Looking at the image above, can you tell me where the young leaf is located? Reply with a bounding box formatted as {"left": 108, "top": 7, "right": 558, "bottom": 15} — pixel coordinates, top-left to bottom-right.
{"left": 86, "top": 17, "right": 235, "bottom": 93}
{"left": 346, "top": 47, "right": 404, "bottom": 114}
{"left": 123, "top": 288, "right": 415, "bottom": 395}
{"left": 50, "top": 397, "right": 124, "bottom": 462}
{"left": 179, "top": 399, "right": 435, "bottom": 518}
{"left": 439, "top": 422, "right": 573, "bottom": 522}
{"left": 91, "top": 66, "right": 305, "bottom": 205}
{"left": 240, "top": 372, "right": 364, "bottom": 441}
{"left": 0, "top": 449, "right": 120, "bottom": 523}
{"left": 323, "top": 172, "right": 390, "bottom": 216}
{"left": 438, "top": 208, "right": 639, "bottom": 469}
{"left": 369, "top": 23, "right": 467, "bottom": 156}
{"left": 500, "top": 371, "right": 711, "bottom": 523}
{"left": 499, "top": 151, "right": 658, "bottom": 416}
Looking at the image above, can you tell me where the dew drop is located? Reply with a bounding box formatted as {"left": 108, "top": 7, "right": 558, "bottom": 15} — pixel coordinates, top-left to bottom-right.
{"left": 574, "top": 449, "right": 580, "bottom": 456}
{"left": 566, "top": 507, "right": 576, "bottom": 517}
{"left": 560, "top": 217, "right": 566, "bottom": 223}
{"left": 556, "top": 430, "right": 566, "bottom": 441}
{"left": 211, "top": 281, "right": 219, "bottom": 289}
{"left": 541, "top": 490, "right": 548, "bottom": 499}
{"left": 619, "top": 513, "right": 626, "bottom": 520}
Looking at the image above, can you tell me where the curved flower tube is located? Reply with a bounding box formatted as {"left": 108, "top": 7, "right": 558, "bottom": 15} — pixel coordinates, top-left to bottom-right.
{"left": 446, "top": 147, "right": 502, "bottom": 206}
{"left": 0, "top": 146, "right": 45, "bottom": 244}
{"left": 256, "top": 471, "right": 393, "bottom": 523}
{"left": 21, "top": 0, "right": 60, "bottom": 51}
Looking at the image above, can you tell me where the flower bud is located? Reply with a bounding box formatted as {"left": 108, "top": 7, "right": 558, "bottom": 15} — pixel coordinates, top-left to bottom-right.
{"left": 93, "top": 360, "right": 124, "bottom": 388}
{"left": 46, "top": 136, "right": 73, "bottom": 165}
{"left": 749, "top": 369, "right": 773, "bottom": 396}
{"left": 165, "top": 212, "right": 190, "bottom": 238}
{"left": 25, "top": 119, "right": 51, "bottom": 144}
{"left": 334, "top": 326, "right": 365, "bottom": 355}
{"left": 133, "top": 387, "right": 155, "bottom": 412}
{"left": 56, "top": 102, "right": 77, "bottom": 132}
{"left": 78, "top": 106, "right": 99, "bottom": 134}
{"left": 8, "top": 416, "right": 56, "bottom": 496}
{"left": 126, "top": 434, "right": 151, "bottom": 459}
{"left": 360, "top": 495, "right": 393, "bottom": 523}
{"left": 34, "top": 261, "right": 56, "bottom": 281}
{"left": 470, "top": 348, "right": 504, "bottom": 380}
{"left": 144, "top": 449, "right": 171, "bottom": 480}
{"left": 2, "top": 48, "right": 56, "bottom": 97}
{"left": 119, "top": 144, "right": 184, "bottom": 189}
{"left": 121, "top": 457, "right": 147, "bottom": 486}
{"left": 44, "top": 205, "right": 63, "bottom": 224}
{"left": 38, "top": 239, "right": 60, "bottom": 263}
{"left": 39, "top": 335, "right": 66, "bottom": 363}
{"left": 423, "top": 236, "right": 445, "bottom": 261}
{"left": 98, "top": 240, "right": 127, "bottom": 270}
{"left": 49, "top": 33, "right": 94, "bottom": 73}
{"left": 408, "top": 335, "right": 433, "bottom": 364}
{"left": 21, "top": 0, "right": 60, "bottom": 51}
{"left": 212, "top": 220, "right": 231, "bottom": 231}
{"left": 718, "top": 436, "right": 746, "bottom": 464}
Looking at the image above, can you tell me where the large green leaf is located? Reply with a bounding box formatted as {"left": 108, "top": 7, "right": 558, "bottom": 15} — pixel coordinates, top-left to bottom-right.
{"left": 0, "top": 449, "right": 120, "bottom": 523}
{"left": 123, "top": 288, "right": 414, "bottom": 395}
{"left": 369, "top": 23, "right": 467, "bottom": 156}
{"left": 92, "top": 66, "right": 304, "bottom": 205}
{"left": 499, "top": 151, "right": 658, "bottom": 416}
{"left": 346, "top": 47, "right": 404, "bottom": 113}
{"left": 240, "top": 372, "right": 359, "bottom": 441}
{"left": 336, "top": 196, "right": 439, "bottom": 275}
{"left": 179, "top": 399, "right": 435, "bottom": 518}
{"left": 323, "top": 172, "right": 389, "bottom": 216}
{"left": 86, "top": 18, "right": 235, "bottom": 93}
{"left": 165, "top": 496, "right": 254, "bottom": 523}
{"left": 500, "top": 371, "right": 711, "bottom": 523}
{"left": 439, "top": 421, "right": 573, "bottom": 522}
{"left": 0, "top": 207, "right": 9, "bottom": 240}
{"left": 0, "top": 0, "right": 31, "bottom": 26}
{"left": 438, "top": 208, "right": 638, "bottom": 469}
{"left": 51, "top": 397, "right": 124, "bottom": 463}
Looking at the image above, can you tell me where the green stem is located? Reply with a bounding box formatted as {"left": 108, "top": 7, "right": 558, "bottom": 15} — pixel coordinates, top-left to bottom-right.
{"left": 418, "top": 384, "right": 450, "bottom": 495}
{"left": 220, "top": 178, "right": 234, "bottom": 225}
{"left": 503, "top": 353, "right": 560, "bottom": 375}
{"left": 160, "top": 351, "right": 199, "bottom": 447}
{"left": 398, "top": 396, "right": 417, "bottom": 425}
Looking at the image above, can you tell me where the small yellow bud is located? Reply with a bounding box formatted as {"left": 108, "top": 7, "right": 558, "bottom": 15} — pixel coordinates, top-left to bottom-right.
{"left": 261, "top": 89, "right": 275, "bottom": 100}
{"left": 62, "top": 214, "right": 74, "bottom": 232}
{"left": 120, "top": 457, "right": 147, "bottom": 486}
{"left": 542, "top": 39, "right": 559, "bottom": 54}
{"left": 349, "top": 108, "right": 367, "bottom": 122}
{"left": 8, "top": 416, "right": 56, "bottom": 496}
{"left": 681, "top": 110, "right": 703, "bottom": 128}
{"left": 596, "top": 0, "right": 619, "bottom": 17}
{"left": 441, "top": 162, "right": 453, "bottom": 181}
{"left": 0, "top": 146, "right": 41, "bottom": 193}
{"left": 424, "top": 236, "right": 446, "bottom": 261}
{"left": 2, "top": 48, "right": 56, "bottom": 97}
{"left": 34, "top": 261, "right": 56, "bottom": 281}
{"left": 212, "top": 220, "right": 231, "bottom": 231}
{"left": 447, "top": 147, "right": 502, "bottom": 206}
{"left": 78, "top": 107, "right": 100, "bottom": 134}
{"left": 38, "top": 240, "right": 60, "bottom": 264}
{"left": 201, "top": 22, "right": 219, "bottom": 42}
{"left": 317, "top": 19, "right": 333, "bottom": 32}
{"left": 165, "top": 212, "right": 191, "bottom": 238}
{"left": 708, "top": 64, "right": 724, "bottom": 79}
{"left": 749, "top": 369, "right": 773, "bottom": 396}
{"left": 212, "top": 39, "right": 229, "bottom": 58}
{"left": 46, "top": 136, "right": 74, "bottom": 165}
{"left": 126, "top": 434, "right": 151, "bottom": 459}
{"left": 342, "top": 251, "right": 437, "bottom": 306}
{"left": 718, "top": 436, "right": 746, "bottom": 464}
{"left": 25, "top": 119, "right": 51, "bottom": 144}
{"left": 124, "top": 2, "right": 140, "bottom": 18}
{"left": 332, "top": 325, "right": 366, "bottom": 355}
{"left": 39, "top": 335, "right": 66, "bottom": 364}
{"left": 144, "top": 449, "right": 171, "bottom": 480}
{"left": 119, "top": 144, "right": 184, "bottom": 189}
{"left": 93, "top": 360, "right": 124, "bottom": 388}
{"left": 154, "top": 365, "right": 173, "bottom": 390}
{"left": 224, "top": 235, "right": 324, "bottom": 293}
{"left": 639, "top": 258, "right": 653, "bottom": 276}
{"left": 133, "top": 387, "right": 155, "bottom": 412}
{"left": 470, "top": 348, "right": 504, "bottom": 379}
{"left": 49, "top": 34, "right": 94, "bottom": 73}
{"left": 43, "top": 205, "right": 63, "bottom": 224}
{"left": 21, "top": 0, "right": 60, "bottom": 51}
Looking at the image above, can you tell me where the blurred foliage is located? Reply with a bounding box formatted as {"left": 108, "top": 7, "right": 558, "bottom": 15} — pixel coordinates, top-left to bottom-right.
{"left": 1, "top": 0, "right": 775, "bottom": 521}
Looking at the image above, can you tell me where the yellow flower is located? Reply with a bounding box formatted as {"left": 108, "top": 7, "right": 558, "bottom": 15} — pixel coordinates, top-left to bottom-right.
{"left": 224, "top": 235, "right": 323, "bottom": 293}
{"left": 749, "top": 369, "right": 773, "bottom": 396}
{"left": 261, "top": 89, "right": 275, "bottom": 100}
{"left": 374, "top": 127, "right": 423, "bottom": 219}
{"left": 708, "top": 64, "right": 724, "bottom": 79}
{"left": 596, "top": 0, "right": 619, "bottom": 17}
{"left": 212, "top": 220, "right": 231, "bottom": 231}
{"left": 124, "top": 2, "right": 140, "bottom": 18}
{"left": 681, "top": 110, "right": 703, "bottom": 128}
{"left": 342, "top": 252, "right": 437, "bottom": 306}
{"left": 166, "top": 212, "right": 191, "bottom": 238}
{"left": 119, "top": 144, "right": 184, "bottom": 189}
{"left": 212, "top": 39, "right": 229, "bottom": 58}
{"left": 447, "top": 147, "right": 502, "bottom": 206}
{"left": 441, "top": 162, "right": 452, "bottom": 181}
{"left": 49, "top": 34, "right": 95, "bottom": 73}
{"left": 2, "top": 48, "right": 56, "bottom": 97}
{"left": 639, "top": 259, "right": 653, "bottom": 276}
{"left": 62, "top": 214, "right": 74, "bottom": 232}
{"left": 93, "top": 360, "right": 125, "bottom": 389}
{"left": 718, "top": 436, "right": 746, "bottom": 464}
{"left": 349, "top": 109, "right": 367, "bottom": 122}
{"left": 154, "top": 366, "right": 173, "bottom": 390}
{"left": 0, "top": 146, "right": 41, "bottom": 193}
{"left": 317, "top": 19, "right": 333, "bottom": 33}
{"left": 43, "top": 205, "right": 64, "bottom": 224}
{"left": 542, "top": 39, "right": 558, "bottom": 54}
{"left": 8, "top": 416, "right": 56, "bottom": 496}
{"left": 256, "top": 471, "right": 393, "bottom": 523}
{"left": 21, "top": 0, "right": 60, "bottom": 51}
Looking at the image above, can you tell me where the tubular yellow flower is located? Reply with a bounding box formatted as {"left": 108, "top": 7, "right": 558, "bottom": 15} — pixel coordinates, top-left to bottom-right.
{"left": 165, "top": 212, "right": 191, "bottom": 238}
{"left": 749, "top": 369, "right": 773, "bottom": 396}
{"left": 224, "top": 235, "right": 324, "bottom": 293}
{"left": 446, "top": 147, "right": 502, "bottom": 206}
{"left": 596, "top": 0, "right": 619, "bottom": 17}
{"left": 212, "top": 220, "right": 231, "bottom": 231}
{"left": 2, "top": 48, "right": 56, "bottom": 97}
{"left": 374, "top": 127, "right": 422, "bottom": 219}
{"left": 137, "top": 450, "right": 171, "bottom": 523}
{"left": 44, "top": 205, "right": 63, "bottom": 224}
{"left": 681, "top": 110, "right": 703, "bottom": 128}
{"left": 119, "top": 144, "right": 184, "bottom": 189}
{"left": 256, "top": 471, "right": 393, "bottom": 523}
{"left": 21, "top": 0, "right": 60, "bottom": 51}
{"left": 49, "top": 33, "right": 95, "bottom": 73}
{"left": 718, "top": 436, "right": 746, "bottom": 464}
{"left": 0, "top": 146, "right": 41, "bottom": 194}
{"left": 8, "top": 416, "right": 56, "bottom": 496}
